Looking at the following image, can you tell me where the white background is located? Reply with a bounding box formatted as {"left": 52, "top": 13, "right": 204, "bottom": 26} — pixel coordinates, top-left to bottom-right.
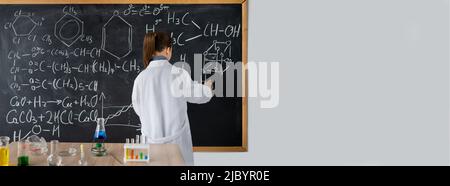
{"left": 194, "top": 0, "right": 450, "bottom": 165}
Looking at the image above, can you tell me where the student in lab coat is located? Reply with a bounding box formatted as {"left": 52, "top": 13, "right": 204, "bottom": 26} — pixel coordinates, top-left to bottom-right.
{"left": 132, "top": 32, "right": 213, "bottom": 165}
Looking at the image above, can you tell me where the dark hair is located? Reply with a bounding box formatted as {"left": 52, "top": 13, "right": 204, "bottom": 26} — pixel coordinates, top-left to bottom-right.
{"left": 143, "top": 32, "right": 172, "bottom": 68}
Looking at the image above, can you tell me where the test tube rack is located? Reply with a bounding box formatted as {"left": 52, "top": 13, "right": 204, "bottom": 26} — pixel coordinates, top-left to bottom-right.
{"left": 123, "top": 143, "right": 150, "bottom": 163}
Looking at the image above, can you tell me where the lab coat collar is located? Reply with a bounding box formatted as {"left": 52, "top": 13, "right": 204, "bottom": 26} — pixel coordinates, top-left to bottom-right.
{"left": 151, "top": 55, "right": 168, "bottom": 61}
{"left": 148, "top": 59, "right": 169, "bottom": 68}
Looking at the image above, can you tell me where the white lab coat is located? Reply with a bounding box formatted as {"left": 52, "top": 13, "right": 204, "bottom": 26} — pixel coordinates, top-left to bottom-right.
{"left": 132, "top": 59, "right": 212, "bottom": 165}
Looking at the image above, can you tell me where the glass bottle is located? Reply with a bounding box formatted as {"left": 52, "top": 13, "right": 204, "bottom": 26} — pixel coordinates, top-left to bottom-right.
{"left": 0, "top": 136, "right": 10, "bottom": 166}
{"left": 47, "top": 140, "right": 62, "bottom": 166}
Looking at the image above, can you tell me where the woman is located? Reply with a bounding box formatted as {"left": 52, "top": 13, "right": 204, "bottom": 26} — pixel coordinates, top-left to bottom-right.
{"left": 132, "top": 32, "right": 213, "bottom": 165}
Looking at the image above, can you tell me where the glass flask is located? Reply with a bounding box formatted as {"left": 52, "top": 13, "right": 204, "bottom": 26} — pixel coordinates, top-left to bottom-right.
{"left": 47, "top": 140, "right": 62, "bottom": 166}
{"left": 91, "top": 118, "right": 107, "bottom": 156}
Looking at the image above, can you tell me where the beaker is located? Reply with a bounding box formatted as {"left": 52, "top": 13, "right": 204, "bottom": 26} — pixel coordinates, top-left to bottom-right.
{"left": 17, "top": 141, "right": 29, "bottom": 166}
{"left": 0, "top": 136, "right": 10, "bottom": 166}
{"left": 47, "top": 140, "right": 62, "bottom": 166}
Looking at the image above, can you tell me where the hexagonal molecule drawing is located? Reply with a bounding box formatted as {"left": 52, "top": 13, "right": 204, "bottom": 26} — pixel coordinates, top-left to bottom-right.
{"left": 203, "top": 40, "right": 232, "bottom": 75}
{"left": 11, "top": 14, "right": 38, "bottom": 37}
{"left": 54, "top": 13, "right": 84, "bottom": 47}
{"left": 101, "top": 11, "right": 133, "bottom": 60}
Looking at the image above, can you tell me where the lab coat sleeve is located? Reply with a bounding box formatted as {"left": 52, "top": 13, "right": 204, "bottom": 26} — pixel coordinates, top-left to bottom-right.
{"left": 181, "top": 70, "right": 213, "bottom": 104}
{"left": 131, "top": 76, "right": 141, "bottom": 116}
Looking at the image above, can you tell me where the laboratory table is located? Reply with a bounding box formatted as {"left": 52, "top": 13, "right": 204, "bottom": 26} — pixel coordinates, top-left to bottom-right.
{"left": 7, "top": 142, "right": 185, "bottom": 166}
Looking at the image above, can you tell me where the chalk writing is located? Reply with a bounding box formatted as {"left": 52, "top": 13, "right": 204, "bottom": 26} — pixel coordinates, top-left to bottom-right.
{"left": 0, "top": 4, "right": 242, "bottom": 143}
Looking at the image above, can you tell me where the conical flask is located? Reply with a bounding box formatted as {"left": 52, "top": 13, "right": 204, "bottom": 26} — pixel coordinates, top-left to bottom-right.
{"left": 91, "top": 118, "right": 107, "bottom": 156}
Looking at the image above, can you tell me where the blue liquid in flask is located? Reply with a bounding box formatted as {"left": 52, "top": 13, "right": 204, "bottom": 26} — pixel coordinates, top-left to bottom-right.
{"left": 94, "top": 130, "right": 107, "bottom": 140}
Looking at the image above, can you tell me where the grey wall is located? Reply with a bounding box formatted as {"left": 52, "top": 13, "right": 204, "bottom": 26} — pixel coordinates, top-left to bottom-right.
{"left": 194, "top": 0, "right": 450, "bottom": 165}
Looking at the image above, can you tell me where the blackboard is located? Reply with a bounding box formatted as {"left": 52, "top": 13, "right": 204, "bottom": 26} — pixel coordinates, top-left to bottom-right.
{"left": 0, "top": 0, "right": 248, "bottom": 151}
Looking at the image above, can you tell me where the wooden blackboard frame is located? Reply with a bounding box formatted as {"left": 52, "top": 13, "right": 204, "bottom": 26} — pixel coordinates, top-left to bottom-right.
{"left": 0, "top": 0, "right": 248, "bottom": 152}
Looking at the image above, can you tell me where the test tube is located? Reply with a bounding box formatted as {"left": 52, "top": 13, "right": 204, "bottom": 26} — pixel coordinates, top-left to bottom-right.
{"left": 140, "top": 135, "right": 145, "bottom": 144}
{"left": 131, "top": 139, "right": 134, "bottom": 144}
{"left": 129, "top": 149, "right": 132, "bottom": 159}
{"left": 136, "top": 135, "right": 139, "bottom": 144}
{"left": 125, "top": 138, "right": 130, "bottom": 144}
